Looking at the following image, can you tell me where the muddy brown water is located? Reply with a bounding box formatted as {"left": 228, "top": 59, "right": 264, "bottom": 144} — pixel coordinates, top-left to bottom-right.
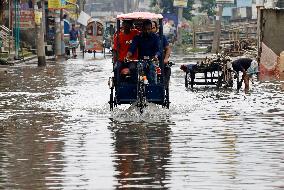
{"left": 0, "top": 54, "right": 283, "bottom": 189}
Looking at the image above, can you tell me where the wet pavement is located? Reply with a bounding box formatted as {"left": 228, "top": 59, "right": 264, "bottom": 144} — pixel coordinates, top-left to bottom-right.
{"left": 0, "top": 53, "right": 284, "bottom": 189}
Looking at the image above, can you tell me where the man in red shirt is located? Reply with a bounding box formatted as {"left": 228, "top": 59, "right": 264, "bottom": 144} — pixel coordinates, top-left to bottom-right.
{"left": 113, "top": 20, "right": 139, "bottom": 82}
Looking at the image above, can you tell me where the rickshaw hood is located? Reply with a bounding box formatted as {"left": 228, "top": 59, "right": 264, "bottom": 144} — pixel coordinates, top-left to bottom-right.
{"left": 117, "top": 12, "right": 163, "bottom": 20}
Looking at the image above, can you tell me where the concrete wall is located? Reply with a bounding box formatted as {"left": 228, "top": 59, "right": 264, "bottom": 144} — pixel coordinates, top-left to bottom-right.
{"left": 261, "top": 9, "right": 284, "bottom": 55}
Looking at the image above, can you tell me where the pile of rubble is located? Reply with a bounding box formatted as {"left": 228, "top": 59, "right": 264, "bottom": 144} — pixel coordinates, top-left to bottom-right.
{"left": 222, "top": 39, "right": 257, "bottom": 58}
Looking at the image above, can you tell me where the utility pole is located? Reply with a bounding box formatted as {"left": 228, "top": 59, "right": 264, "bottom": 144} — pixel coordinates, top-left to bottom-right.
{"left": 78, "top": 0, "right": 85, "bottom": 51}
{"left": 177, "top": 7, "right": 183, "bottom": 44}
{"left": 14, "top": 0, "right": 20, "bottom": 60}
{"left": 124, "top": 0, "right": 128, "bottom": 13}
{"left": 193, "top": 24, "right": 196, "bottom": 48}
{"left": 256, "top": 1, "right": 264, "bottom": 62}
{"left": 55, "top": 9, "right": 62, "bottom": 58}
{"left": 211, "top": 4, "right": 223, "bottom": 54}
{"left": 37, "top": 0, "right": 46, "bottom": 66}
{"left": 8, "top": 0, "right": 11, "bottom": 55}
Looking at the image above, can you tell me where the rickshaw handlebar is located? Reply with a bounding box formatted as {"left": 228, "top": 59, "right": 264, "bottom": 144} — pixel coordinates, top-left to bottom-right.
{"left": 124, "top": 58, "right": 157, "bottom": 63}
{"left": 124, "top": 58, "right": 175, "bottom": 67}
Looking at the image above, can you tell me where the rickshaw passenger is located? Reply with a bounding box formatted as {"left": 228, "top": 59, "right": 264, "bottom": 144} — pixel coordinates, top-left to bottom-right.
{"left": 152, "top": 21, "right": 172, "bottom": 86}
{"left": 151, "top": 21, "right": 171, "bottom": 64}
{"left": 113, "top": 20, "right": 139, "bottom": 82}
{"left": 126, "top": 20, "right": 160, "bottom": 84}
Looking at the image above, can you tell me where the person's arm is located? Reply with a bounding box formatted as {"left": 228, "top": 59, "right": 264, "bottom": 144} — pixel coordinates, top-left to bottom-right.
{"left": 153, "top": 35, "right": 160, "bottom": 59}
{"left": 126, "top": 35, "right": 138, "bottom": 59}
{"left": 164, "top": 45, "right": 171, "bottom": 64}
{"left": 163, "top": 35, "right": 171, "bottom": 64}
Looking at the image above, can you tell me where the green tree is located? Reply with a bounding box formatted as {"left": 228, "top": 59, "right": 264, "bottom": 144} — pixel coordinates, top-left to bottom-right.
{"left": 150, "top": 0, "right": 194, "bottom": 20}
{"left": 199, "top": 0, "right": 216, "bottom": 17}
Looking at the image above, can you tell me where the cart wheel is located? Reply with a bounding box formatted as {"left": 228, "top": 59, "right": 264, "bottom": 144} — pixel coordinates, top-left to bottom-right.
{"left": 103, "top": 48, "right": 106, "bottom": 59}
{"left": 217, "top": 74, "right": 224, "bottom": 88}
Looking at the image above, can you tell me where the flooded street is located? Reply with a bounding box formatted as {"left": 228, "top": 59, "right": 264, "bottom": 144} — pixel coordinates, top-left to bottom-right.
{"left": 0, "top": 53, "right": 284, "bottom": 190}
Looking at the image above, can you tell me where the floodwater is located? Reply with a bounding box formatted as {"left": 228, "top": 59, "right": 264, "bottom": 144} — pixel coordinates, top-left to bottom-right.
{"left": 0, "top": 53, "right": 283, "bottom": 190}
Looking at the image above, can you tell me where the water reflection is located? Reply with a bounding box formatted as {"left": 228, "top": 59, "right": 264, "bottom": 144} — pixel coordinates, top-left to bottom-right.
{"left": 0, "top": 63, "right": 67, "bottom": 189}
{"left": 109, "top": 119, "right": 174, "bottom": 189}
{"left": 0, "top": 56, "right": 284, "bottom": 189}
{"left": 0, "top": 116, "right": 66, "bottom": 189}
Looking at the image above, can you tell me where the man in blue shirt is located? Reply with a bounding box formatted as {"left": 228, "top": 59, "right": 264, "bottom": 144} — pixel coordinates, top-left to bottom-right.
{"left": 126, "top": 20, "right": 160, "bottom": 83}
{"left": 69, "top": 23, "right": 79, "bottom": 58}
{"left": 232, "top": 57, "right": 255, "bottom": 92}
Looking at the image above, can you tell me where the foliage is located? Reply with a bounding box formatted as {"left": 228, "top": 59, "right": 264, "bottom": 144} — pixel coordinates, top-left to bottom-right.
{"left": 0, "top": 58, "right": 8, "bottom": 64}
{"left": 199, "top": 0, "right": 216, "bottom": 17}
{"left": 150, "top": 0, "right": 194, "bottom": 20}
{"left": 180, "top": 29, "right": 192, "bottom": 45}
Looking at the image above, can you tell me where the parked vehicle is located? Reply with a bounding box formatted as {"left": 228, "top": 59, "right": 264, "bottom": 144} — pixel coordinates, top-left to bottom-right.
{"left": 82, "top": 18, "right": 104, "bottom": 58}
{"left": 180, "top": 55, "right": 234, "bottom": 89}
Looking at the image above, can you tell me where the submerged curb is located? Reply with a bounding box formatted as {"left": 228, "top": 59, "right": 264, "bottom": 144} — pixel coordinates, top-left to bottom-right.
{"left": 7, "top": 55, "right": 38, "bottom": 65}
{"left": 7, "top": 55, "right": 56, "bottom": 65}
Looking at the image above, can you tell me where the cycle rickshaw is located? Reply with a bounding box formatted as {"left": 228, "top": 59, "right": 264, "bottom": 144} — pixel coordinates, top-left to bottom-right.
{"left": 82, "top": 18, "right": 104, "bottom": 58}
{"left": 108, "top": 12, "right": 172, "bottom": 113}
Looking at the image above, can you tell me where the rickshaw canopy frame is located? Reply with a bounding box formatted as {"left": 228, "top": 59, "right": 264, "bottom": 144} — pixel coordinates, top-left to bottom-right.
{"left": 116, "top": 12, "right": 163, "bottom": 20}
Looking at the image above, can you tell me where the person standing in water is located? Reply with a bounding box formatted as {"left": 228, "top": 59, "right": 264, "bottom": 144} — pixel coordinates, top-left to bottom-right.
{"left": 231, "top": 57, "right": 258, "bottom": 92}
{"left": 69, "top": 23, "right": 79, "bottom": 58}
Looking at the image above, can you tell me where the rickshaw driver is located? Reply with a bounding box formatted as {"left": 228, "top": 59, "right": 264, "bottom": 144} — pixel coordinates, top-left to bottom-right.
{"left": 126, "top": 20, "right": 160, "bottom": 84}
{"left": 113, "top": 20, "right": 139, "bottom": 81}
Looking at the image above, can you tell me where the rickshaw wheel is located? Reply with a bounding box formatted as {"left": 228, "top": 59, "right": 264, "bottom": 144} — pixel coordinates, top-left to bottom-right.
{"left": 163, "top": 88, "right": 170, "bottom": 109}
{"left": 109, "top": 90, "right": 114, "bottom": 111}
{"left": 114, "top": 97, "right": 118, "bottom": 107}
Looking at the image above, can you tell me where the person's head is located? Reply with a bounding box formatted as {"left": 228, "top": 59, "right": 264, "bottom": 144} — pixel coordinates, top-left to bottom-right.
{"left": 180, "top": 65, "right": 187, "bottom": 72}
{"left": 151, "top": 21, "right": 158, "bottom": 33}
{"left": 72, "top": 23, "right": 75, "bottom": 29}
{"left": 142, "top": 20, "right": 152, "bottom": 35}
{"left": 122, "top": 20, "right": 133, "bottom": 33}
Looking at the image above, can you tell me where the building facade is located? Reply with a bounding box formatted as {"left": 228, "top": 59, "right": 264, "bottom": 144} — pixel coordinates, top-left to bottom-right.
{"left": 137, "top": 0, "right": 151, "bottom": 11}
{"left": 84, "top": 0, "right": 147, "bottom": 18}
